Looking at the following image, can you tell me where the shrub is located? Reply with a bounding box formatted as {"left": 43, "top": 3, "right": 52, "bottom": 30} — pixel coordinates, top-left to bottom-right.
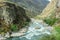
{"left": 44, "top": 18, "right": 58, "bottom": 26}
{"left": 10, "top": 24, "right": 18, "bottom": 32}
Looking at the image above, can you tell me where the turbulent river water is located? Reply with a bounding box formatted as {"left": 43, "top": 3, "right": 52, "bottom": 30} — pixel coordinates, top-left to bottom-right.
{"left": 6, "top": 18, "right": 53, "bottom": 40}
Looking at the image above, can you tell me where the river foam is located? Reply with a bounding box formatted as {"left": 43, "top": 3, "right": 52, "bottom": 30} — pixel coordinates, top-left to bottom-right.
{"left": 19, "top": 18, "right": 53, "bottom": 39}
{"left": 1, "top": 18, "right": 53, "bottom": 40}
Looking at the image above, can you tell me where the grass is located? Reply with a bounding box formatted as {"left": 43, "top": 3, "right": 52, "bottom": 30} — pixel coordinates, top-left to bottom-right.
{"left": 54, "top": 25, "right": 60, "bottom": 40}
{"left": 55, "top": 26, "right": 60, "bottom": 33}
{"left": 38, "top": 34, "right": 56, "bottom": 40}
{"left": 43, "top": 15, "right": 60, "bottom": 40}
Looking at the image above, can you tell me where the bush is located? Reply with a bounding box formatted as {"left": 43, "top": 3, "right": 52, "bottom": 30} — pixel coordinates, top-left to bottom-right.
{"left": 44, "top": 18, "right": 58, "bottom": 26}
{"left": 10, "top": 24, "right": 18, "bottom": 32}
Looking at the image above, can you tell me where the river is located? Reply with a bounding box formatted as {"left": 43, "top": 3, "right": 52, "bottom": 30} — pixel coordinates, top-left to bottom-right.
{"left": 6, "top": 18, "right": 53, "bottom": 40}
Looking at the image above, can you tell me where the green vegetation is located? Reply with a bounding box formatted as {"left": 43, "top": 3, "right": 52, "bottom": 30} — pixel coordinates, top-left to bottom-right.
{"left": 55, "top": 26, "right": 60, "bottom": 33}
{"left": 10, "top": 22, "right": 29, "bottom": 32}
{"left": 41, "top": 35, "right": 56, "bottom": 40}
{"left": 22, "top": 22, "right": 29, "bottom": 27}
{"left": 54, "top": 25, "right": 60, "bottom": 40}
{"left": 43, "top": 9, "right": 57, "bottom": 26}
{"left": 37, "top": 25, "right": 60, "bottom": 40}
{"left": 44, "top": 18, "right": 58, "bottom": 26}
{"left": 43, "top": 6, "right": 60, "bottom": 40}
{"left": 38, "top": 34, "right": 56, "bottom": 40}
{"left": 10, "top": 24, "right": 18, "bottom": 32}
{"left": 55, "top": 33, "right": 60, "bottom": 40}
{"left": 40, "top": 33, "right": 60, "bottom": 40}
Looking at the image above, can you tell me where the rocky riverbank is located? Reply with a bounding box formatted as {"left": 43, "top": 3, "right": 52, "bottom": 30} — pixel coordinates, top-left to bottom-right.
{"left": 0, "top": 27, "right": 28, "bottom": 40}
{"left": 0, "top": 18, "right": 54, "bottom": 40}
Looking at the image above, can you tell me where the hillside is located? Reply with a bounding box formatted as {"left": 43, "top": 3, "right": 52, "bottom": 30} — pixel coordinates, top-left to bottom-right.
{"left": 35, "top": 0, "right": 57, "bottom": 19}
{"left": 35, "top": 0, "right": 60, "bottom": 26}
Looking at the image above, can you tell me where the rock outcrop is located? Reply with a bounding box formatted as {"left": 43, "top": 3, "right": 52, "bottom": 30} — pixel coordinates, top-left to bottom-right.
{"left": 0, "top": 2, "right": 31, "bottom": 33}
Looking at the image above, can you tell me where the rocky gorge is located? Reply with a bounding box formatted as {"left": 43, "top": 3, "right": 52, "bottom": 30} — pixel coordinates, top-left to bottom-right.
{"left": 0, "top": 0, "right": 60, "bottom": 40}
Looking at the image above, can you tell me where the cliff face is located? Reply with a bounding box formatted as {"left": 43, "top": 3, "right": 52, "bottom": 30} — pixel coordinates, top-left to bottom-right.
{"left": 0, "top": 2, "right": 30, "bottom": 33}
{"left": 7, "top": 0, "right": 49, "bottom": 18}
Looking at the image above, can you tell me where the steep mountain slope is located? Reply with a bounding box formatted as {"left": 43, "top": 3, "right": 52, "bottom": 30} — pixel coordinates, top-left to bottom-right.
{"left": 35, "top": 0, "right": 57, "bottom": 19}
{"left": 35, "top": 0, "right": 60, "bottom": 26}
{"left": 7, "top": 0, "right": 49, "bottom": 18}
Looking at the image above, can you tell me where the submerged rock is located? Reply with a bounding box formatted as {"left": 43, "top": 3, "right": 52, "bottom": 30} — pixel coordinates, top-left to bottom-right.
{"left": 35, "top": 27, "right": 41, "bottom": 29}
